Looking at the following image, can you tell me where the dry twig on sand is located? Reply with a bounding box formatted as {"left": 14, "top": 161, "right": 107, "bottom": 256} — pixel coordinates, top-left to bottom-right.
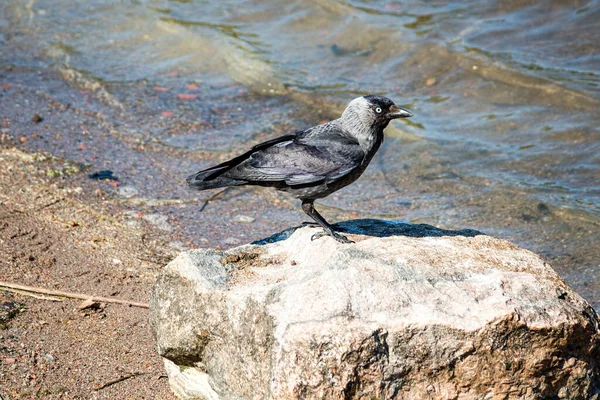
{"left": 94, "top": 372, "right": 148, "bottom": 391}
{"left": 0, "top": 281, "right": 149, "bottom": 309}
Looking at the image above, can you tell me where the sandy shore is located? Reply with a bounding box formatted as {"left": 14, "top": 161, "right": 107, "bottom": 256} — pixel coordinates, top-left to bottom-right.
{"left": 0, "top": 66, "right": 187, "bottom": 398}
{"left": 0, "top": 147, "right": 178, "bottom": 398}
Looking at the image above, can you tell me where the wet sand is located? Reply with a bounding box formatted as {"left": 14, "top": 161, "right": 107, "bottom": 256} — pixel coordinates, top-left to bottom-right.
{"left": 0, "top": 70, "right": 182, "bottom": 397}
{"left": 0, "top": 151, "right": 176, "bottom": 397}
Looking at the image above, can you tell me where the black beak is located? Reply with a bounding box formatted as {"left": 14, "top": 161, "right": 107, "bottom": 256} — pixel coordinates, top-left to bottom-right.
{"left": 388, "top": 104, "right": 413, "bottom": 119}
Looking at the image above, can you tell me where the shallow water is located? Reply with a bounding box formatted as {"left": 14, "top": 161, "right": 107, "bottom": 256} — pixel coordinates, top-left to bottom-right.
{"left": 1, "top": 0, "right": 599, "bottom": 309}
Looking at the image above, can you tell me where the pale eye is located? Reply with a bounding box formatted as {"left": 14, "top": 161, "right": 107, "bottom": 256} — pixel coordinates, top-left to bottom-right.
{"left": 375, "top": 107, "right": 382, "bottom": 113}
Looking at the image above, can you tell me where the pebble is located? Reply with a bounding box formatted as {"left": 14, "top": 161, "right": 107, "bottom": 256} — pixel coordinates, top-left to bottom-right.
{"left": 168, "top": 241, "right": 187, "bottom": 251}
{"left": 42, "top": 354, "right": 55, "bottom": 363}
{"left": 117, "top": 185, "right": 139, "bottom": 198}
{"left": 77, "top": 298, "right": 101, "bottom": 311}
{"left": 223, "top": 237, "right": 241, "bottom": 245}
{"left": 234, "top": 215, "right": 255, "bottom": 223}
{"left": 537, "top": 202, "right": 551, "bottom": 215}
{"left": 125, "top": 219, "right": 140, "bottom": 228}
{"left": 142, "top": 213, "right": 173, "bottom": 231}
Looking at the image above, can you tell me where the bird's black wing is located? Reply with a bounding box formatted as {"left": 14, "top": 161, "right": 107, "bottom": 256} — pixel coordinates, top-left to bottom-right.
{"left": 200, "top": 134, "right": 298, "bottom": 181}
{"left": 224, "top": 125, "right": 365, "bottom": 186}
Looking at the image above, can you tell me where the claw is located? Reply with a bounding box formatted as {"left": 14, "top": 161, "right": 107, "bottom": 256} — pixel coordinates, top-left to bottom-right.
{"left": 311, "top": 230, "right": 354, "bottom": 244}
{"left": 310, "top": 232, "right": 325, "bottom": 241}
{"left": 332, "top": 232, "right": 354, "bottom": 244}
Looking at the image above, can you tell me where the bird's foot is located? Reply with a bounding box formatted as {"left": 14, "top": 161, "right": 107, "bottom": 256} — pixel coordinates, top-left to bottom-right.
{"left": 310, "top": 230, "right": 354, "bottom": 244}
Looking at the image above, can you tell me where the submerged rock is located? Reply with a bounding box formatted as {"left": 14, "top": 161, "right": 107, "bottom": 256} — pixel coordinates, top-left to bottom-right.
{"left": 150, "top": 220, "right": 600, "bottom": 400}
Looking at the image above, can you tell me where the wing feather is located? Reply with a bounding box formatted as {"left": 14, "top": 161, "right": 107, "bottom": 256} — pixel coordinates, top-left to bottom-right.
{"left": 224, "top": 125, "right": 365, "bottom": 186}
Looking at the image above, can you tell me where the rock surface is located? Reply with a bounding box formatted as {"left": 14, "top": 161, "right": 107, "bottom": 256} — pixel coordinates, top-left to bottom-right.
{"left": 150, "top": 220, "right": 600, "bottom": 400}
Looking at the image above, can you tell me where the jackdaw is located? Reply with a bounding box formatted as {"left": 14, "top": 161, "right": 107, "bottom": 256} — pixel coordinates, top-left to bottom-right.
{"left": 187, "top": 95, "right": 413, "bottom": 243}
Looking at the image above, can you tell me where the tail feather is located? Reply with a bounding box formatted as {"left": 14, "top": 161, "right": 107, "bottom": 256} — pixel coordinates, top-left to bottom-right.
{"left": 186, "top": 167, "right": 244, "bottom": 191}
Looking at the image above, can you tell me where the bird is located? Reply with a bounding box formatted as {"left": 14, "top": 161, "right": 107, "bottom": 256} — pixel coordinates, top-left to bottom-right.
{"left": 187, "top": 95, "right": 413, "bottom": 243}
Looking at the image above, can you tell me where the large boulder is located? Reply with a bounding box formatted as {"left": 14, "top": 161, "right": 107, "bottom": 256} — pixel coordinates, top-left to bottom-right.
{"left": 150, "top": 220, "right": 600, "bottom": 400}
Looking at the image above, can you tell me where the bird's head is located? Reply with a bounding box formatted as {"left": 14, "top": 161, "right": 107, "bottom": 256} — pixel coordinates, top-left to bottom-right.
{"left": 341, "top": 95, "right": 413, "bottom": 131}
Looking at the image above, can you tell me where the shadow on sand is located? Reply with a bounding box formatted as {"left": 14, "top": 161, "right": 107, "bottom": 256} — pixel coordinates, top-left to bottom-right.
{"left": 253, "top": 219, "right": 483, "bottom": 245}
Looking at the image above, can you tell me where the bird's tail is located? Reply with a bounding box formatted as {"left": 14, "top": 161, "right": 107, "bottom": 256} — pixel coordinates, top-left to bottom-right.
{"left": 186, "top": 167, "right": 244, "bottom": 191}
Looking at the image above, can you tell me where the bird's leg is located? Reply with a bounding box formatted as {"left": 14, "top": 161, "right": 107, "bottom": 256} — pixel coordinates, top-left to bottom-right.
{"left": 301, "top": 200, "right": 354, "bottom": 244}
{"left": 300, "top": 221, "right": 319, "bottom": 227}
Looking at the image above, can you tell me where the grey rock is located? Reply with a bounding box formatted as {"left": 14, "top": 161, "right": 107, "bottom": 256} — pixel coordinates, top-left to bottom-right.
{"left": 150, "top": 220, "right": 600, "bottom": 400}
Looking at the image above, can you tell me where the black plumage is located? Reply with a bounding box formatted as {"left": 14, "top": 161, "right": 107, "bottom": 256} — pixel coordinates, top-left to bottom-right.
{"left": 187, "top": 94, "right": 412, "bottom": 243}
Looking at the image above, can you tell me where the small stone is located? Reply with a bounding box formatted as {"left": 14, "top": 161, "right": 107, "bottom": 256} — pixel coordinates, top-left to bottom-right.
{"left": 112, "top": 258, "right": 122, "bottom": 265}
{"left": 142, "top": 214, "right": 173, "bottom": 231}
{"left": 537, "top": 202, "right": 551, "bottom": 215}
{"left": 117, "top": 185, "right": 139, "bottom": 198}
{"left": 0, "top": 301, "right": 23, "bottom": 329}
{"left": 169, "top": 241, "right": 188, "bottom": 251}
{"left": 223, "top": 237, "right": 241, "bottom": 245}
{"left": 125, "top": 220, "right": 140, "bottom": 228}
{"left": 32, "top": 114, "right": 43, "bottom": 123}
{"left": 234, "top": 215, "right": 255, "bottom": 223}
{"left": 4, "top": 357, "right": 16, "bottom": 364}
{"left": 42, "top": 354, "right": 55, "bottom": 363}
{"left": 77, "top": 298, "right": 101, "bottom": 311}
